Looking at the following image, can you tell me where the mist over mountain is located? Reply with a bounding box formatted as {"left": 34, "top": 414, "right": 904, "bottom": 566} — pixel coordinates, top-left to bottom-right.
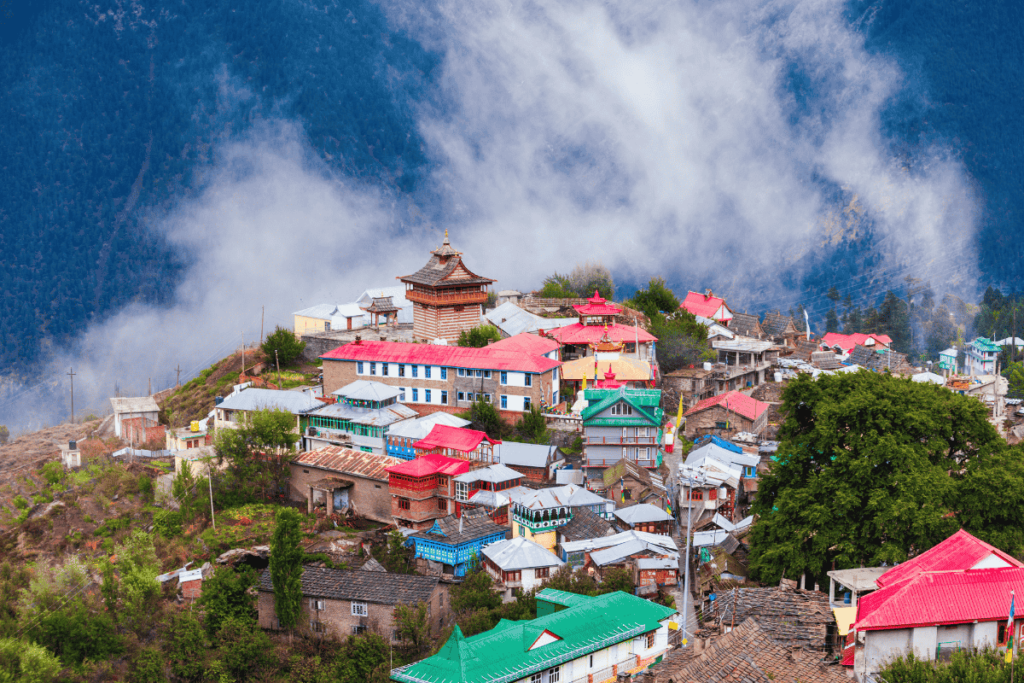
{"left": 0, "top": 0, "right": 1018, "bottom": 428}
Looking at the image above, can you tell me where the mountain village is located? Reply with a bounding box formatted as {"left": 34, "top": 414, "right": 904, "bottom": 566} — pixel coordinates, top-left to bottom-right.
{"left": 2, "top": 234, "right": 1023, "bottom": 683}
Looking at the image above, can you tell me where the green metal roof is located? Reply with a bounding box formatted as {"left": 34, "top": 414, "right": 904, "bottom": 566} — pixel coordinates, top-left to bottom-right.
{"left": 972, "top": 337, "right": 1001, "bottom": 353}
{"left": 580, "top": 388, "right": 663, "bottom": 425}
{"left": 535, "top": 588, "right": 595, "bottom": 609}
{"left": 391, "top": 591, "right": 675, "bottom": 683}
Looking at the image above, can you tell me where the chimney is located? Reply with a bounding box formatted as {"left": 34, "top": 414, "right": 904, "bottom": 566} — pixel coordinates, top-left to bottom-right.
{"left": 705, "top": 289, "right": 713, "bottom": 300}
{"left": 459, "top": 515, "right": 464, "bottom": 534}
{"left": 380, "top": 335, "right": 387, "bottom": 342}
{"left": 354, "top": 335, "right": 362, "bottom": 345}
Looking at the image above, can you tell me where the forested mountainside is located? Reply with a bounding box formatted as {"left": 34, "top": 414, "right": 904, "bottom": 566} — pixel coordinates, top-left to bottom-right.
{"left": 0, "top": 0, "right": 436, "bottom": 370}
{"left": 0, "top": 0, "right": 1022, "bottom": 373}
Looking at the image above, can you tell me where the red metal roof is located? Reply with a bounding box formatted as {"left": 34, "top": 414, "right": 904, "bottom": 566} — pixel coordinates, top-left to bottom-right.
{"left": 413, "top": 424, "right": 499, "bottom": 452}
{"left": 321, "top": 335, "right": 561, "bottom": 373}
{"left": 681, "top": 291, "right": 732, "bottom": 319}
{"left": 385, "top": 452, "right": 470, "bottom": 477}
{"left": 821, "top": 332, "right": 893, "bottom": 352}
{"left": 684, "top": 391, "right": 768, "bottom": 421}
{"left": 876, "top": 529, "right": 1024, "bottom": 589}
{"left": 488, "top": 334, "right": 560, "bottom": 356}
{"left": 573, "top": 291, "right": 623, "bottom": 317}
{"left": 546, "top": 323, "right": 657, "bottom": 345}
{"left": 856, "top": 566, "right": 1024, "bottom": 631}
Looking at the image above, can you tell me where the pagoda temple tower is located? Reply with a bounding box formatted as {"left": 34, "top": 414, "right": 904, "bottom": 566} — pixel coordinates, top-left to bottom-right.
{"left": 399, "top": 232, "right": 495, "bottom": 342}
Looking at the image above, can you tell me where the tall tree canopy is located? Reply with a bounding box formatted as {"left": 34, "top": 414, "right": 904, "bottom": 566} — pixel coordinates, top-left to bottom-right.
{"left": 749, "top": 371, "right": 1023, "bottom": 585}
{"left": 269, "top": 508, "right": 305, "bottom": 630}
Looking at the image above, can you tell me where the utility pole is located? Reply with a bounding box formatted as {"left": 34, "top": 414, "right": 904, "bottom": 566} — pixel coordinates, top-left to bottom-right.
{"left": 148, "top": 377, "right": 152, "bottom": 396}
{"left": 176, "top": 365, "right": 181, "bottom": 388}
{"left": 275, "top": 350, "right": 281, "bottom": 390}
{"left": 242, "top": 334, "right": 246, "bottom": 376}
{"left": 207, "top": 460, "right": 216, "bottom": 530}
{"left": 67, "top": 368, "right": 76, "bottom": 424}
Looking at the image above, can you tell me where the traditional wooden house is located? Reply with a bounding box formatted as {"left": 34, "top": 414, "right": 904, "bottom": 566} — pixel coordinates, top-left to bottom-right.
{"left": 481, "top": 536, "right": 565, "bottom": 600}
{"left": 510, "top": 484, "right": 615, "bottom": 551}
{"left": 258, "top": 566, "right": 447, "bottom": 639}
{"left": 414, "top": 425, "right": 500, "bottom": 464}
{"left": 365, "top": 295, "right": 400, "bottom": 328}
{"left": 406, "top": 510, "right": 509, "bottom": 577}
{"left": 613, "top": 504, "right": 674, "bottom": 535}
{"left": 453, "top": 463, "right": 527, "bottom": 524}
{"left": 386, "top": 413, "right": 471, "bottom": 461}
{"left": 601, "top": 458, "right": 668, "bottom": 509}
{"left": 555, "top": 507, "right": 616, "bottom": 554}
{"left": 762, "top": 312, "right": 802, "bottom": 349}
{"left": 399, "top": 231, "right": 496, "bottom": 342}
{"left": 386, "top": 453, "right": 469, "bottom": 530}
{"left": 683, "top": 391, "right": 769, "bottom": 439}
{"left": 306, "top": 380, "right": 418, "bottom": 454}
{"left": 728, "top": 313, "right": 766, "bottom": 340}
{"left": 289, "top": 447, "right": 401, "bottom": 523}
{"left": 581, "top": 387, "right": 664, "bottom": 470}
{"left": 546, "top": 292, "right": 658, "bottom": 363}
{"left": 680, "top": 290, "right": 733, "bottom": 324}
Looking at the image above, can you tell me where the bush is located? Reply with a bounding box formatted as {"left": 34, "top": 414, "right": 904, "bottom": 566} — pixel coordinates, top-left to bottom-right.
{"left": 261, "top": 326, "right": 306, "bottom": 366}
{"left": 153, "top": 510, "right": 183, "bottom": 539}
{"left": 12, "top": 496, "right": 28, "bottom": 510}
{"left": 216, "top": 616, "right": 273, "bottom": 682}
{"left": 41, "top": 462, "right": 63, "bottom": 487}
{"left": 131, "top": 646, "right": 167, "bottom": 683}
{"left": 138, "top": 475, "right": 154, "bottom": 502}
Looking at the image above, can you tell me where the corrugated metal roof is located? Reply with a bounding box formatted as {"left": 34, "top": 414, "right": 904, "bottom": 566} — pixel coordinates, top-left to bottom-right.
{"left": 857, "top": 566, "right": 1024, "bottom": 631}
{"left": 110, "top": 396, "right": 160, "bottom": 414}
{"left": 414, "top": 424, "right": 498, "bottom": 452}
{"left": 685, "top": 391, "right": 768, "bottom": 421}
{"left": 455, "top": 463, "right": 523, "bottom": 484}
{"left": 693, "top": 530, "right": 731, "bottom": 547}
{"left": 560, "top": 530, "right": 678, "bottom": 554}
{"left": 547, "top": 323, "right": 657, "bottom": 345}
{"left": 218, "top": 388, "right": 321, "bottom": 414}
{"left": 294, "top": 303, "right": 364, "bottom": 319}
{"left": 321, "top": 336, "right": 561, "bottom": 373}
{"left": 681, "top": 291, "right": 731, "bottom": 319}
{"left": 483, "top": 302, "right": 577, "bottom": 338}
{"left": 292, "top": 446, "right": 402, "bottom": 481}
{"left": 876, "top": 529, "right": 1024, "bottom": 588}
{"left": 614, "top": 504, "right": 673, "bottom": 525}
{"left": 499, "top": 442, "right": 555, "bottom": 468}
{"left": 387, "top": 413, "right": 471, "bottom": 440}
{"left": 482, "top": 537, "right": 565, "bottom": 571}
{"left": 386, "top": 452, "right": 469, "bottom": 477}
{"left": 687, "top": 443, "right": 759, "bottom": 468}
{"left": 333, "top": 380, "right": 403, "bottom": 401}
{"left": 308, "top": 399, "right": 417, "bottom": 427}
{"left": 509, "top": 483, "right": 607, "bottom": 510}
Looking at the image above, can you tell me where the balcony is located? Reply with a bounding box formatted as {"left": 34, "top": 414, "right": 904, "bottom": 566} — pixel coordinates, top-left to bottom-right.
{"left": 585, "top": 436, "right": 657, "bottom": 445}
{"left": 405, "top": 289, "right": 488, "bottom": 307}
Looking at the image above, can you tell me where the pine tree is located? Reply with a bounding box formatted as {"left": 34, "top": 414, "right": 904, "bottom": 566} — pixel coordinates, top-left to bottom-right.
{"left": 269, "top": 508, "right": 304, "bottom": 629}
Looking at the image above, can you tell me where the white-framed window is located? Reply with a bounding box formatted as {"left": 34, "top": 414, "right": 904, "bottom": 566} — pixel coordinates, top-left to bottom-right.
{"left": 548, "top": 667, "right": 560, "bottom": 683}
{"left": 481, "top": 393, "right": 490, "bottom": 403}
{"left": 458, "top": 391, "right": 465, "bottom": 402}
{"left": 483, "top": 370, "right": 492, "bottom": 379}
{"left": 352, "top": 625, "right": 367, "bottom": 634}
{"left": 309, "top": 598, "right": 325, "bottom": 610}
{"left": 455, "top": 480, "right": 469, "bottom": 502}
{"left": 458, "top": 368, "right": 467, "bottom": 377}
{"left": 530, "top": 674, "right": 541, "bottom": 683}
{"left": 311, "top": 620, "right": 325, "bottom": 633}
{"left": 611, "top": 402, "right": 634, "bottom": 416}
{"left": 352, "top": 601, "right": 369, "bottom": 616}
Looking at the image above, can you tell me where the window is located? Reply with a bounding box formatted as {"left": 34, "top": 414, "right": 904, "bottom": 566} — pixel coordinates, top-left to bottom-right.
{"left": 611, "top": 402, "right": 634, "bottom": 416}
{"left": 352, "top": 602, "right": 369, "bottom": 616}
{"left": 311, "top": 620, "right": 325, "bottom": 633}
{"left": 745, "top": 466, "right": 756, "bottom": 478}
{"left": 437, "top": 499, "right": 447, "bottom": 511}
{"left": 441, "top": 391, "right": 448, "bottom": 405}
{"left": 458, "top": 391, "right": 465, "bottom": 402}
{"left": 425, "top": 389, "right": 432, "bottom": 403}
{"left": 370, "top": 362, "right": 377, "bottom": 376}
{"left": 475, "top": 370, "right": 483, "bottom": 378}
{"left": 645, "top": 632, "right": 655, "bottom": 649}
{"left": 525, "top": 374, "right": 532, "bottom": 387}
{"left": 524, "top": 397, "right": 531, "bottom": 410}
{"left": 441, "top": 367, "right": 447, "bottom": 380}
{"left": 501, "top": 395, "right": 508, "bottom": 409}
{"left": 357, "top": 361, "right": 364, "bottom": 374}
{"left": 398, "top": 498, "right": 411, "bottom": 510}
{"left": 425, "top": 366, "right": 431, "bottom": 379}
{"left": 309, "top": 598, "right": 325, "bottom": 610}
{"left": 399, "top": 387, "right": 406, "bottom": 401}
{"left": 458, "top": 368, "right": 467, "bottom": 377}
{"left": 480, "top": 393, "right": 490, "bottom": 403}
{"left": 483, "top": 370, "right": 492, "bottom": 379}
{"left": 412, "top": 388, "right": 419, "bottom": 402}
{"left": 399, "top": 364, "right": 406, "bottom": 377}
{"left": 1000, "top": 622, "right": 1009, "bottom": 646}
{"left": 622, "top": 488, "right": 632, "bottom": 500}
{"left": 553, "top": 368, "right": 558, "bottom": 383}
{"left": 536, "top": 567, "right": 550, "bottom": 579}
{"left": 715, "top": 421, "right": 728, "bottom": 429}
{"left": 548, "top": 667, "right": 560, "bottom": 683}
{"left": 352, "top": 625, "right": 367, "bottom": 635}
{"left": 382, "top": 363, "right": 389, "bottom": 376}
{"left": 501, "top": 371, "right": 508, "bottom": 385}
{"left": 467, "top": 392, "right": 475, "bottom": 402}
{"left": 519, "top": 524, "right": 526, "bottom": 536}
{"left": 412, "top": 365, "right": 418, "bottom": 378}
{"left": 531, "top": 674, "right": 542, "bottom": 683}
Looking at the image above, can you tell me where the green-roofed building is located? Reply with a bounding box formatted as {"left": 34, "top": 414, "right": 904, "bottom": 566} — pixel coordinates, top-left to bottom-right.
{"left": 966, "top": 337, "right": 1001, "bottom": 376}
{"left": 581, "top": 387, "right": 664, "bottom": 471}
{"left": 391, "top": 589, "right": 679, "bottom": 683}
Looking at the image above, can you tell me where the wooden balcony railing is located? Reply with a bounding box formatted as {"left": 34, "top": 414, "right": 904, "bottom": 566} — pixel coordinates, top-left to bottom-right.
{"left": 405, "top": 289, "right": 488, "bottom": 307}
{"left": 585, "top": 436, "right": 657, "bottom": 445}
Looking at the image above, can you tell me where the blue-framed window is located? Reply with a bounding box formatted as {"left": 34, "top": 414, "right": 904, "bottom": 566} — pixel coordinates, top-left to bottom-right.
{"left": 382, "top": 363, "right": 389, "bottom": 376}
{"left": 524, "top": 396, "right": 531, "bottom": 410}
{"left": 357, "top": 361, "right": 364, "bottom": 374}
{"left": 501, "top": 395, "right": 508, "bottom": 409}
{"left": 425, "top": 366, "right": 432, "bottom": 379}
{"left": 399, "top": 387, "right": 406, "bottom": 401}
{"left": 398, "top": 364, "right": 405, "bottom": 377}
{"left": 370, "top": 362, "right": 377, "bottom": 376}
{"left": 500, "top": 371, "right": 508, "bottom": 385}
{"left": 412, "top": 388, "right": 419, "bottom": 402}
{"left": 412, "top": 365, "right": 418, "bottom": 378}
{"left": 458, "top": 391, "right": 465, "bottom": 402}
{"left": 440, "top": 367, "right": 447, "bottom": 380}
{"left": 744, "top": 466, "right": 756, "bottom": 478}
{"left": 524, "top": 374, "right": 532, "bottom": 387}
{"left": 441, "top": 391, "right": 448, "bottom": 405}
{"left": 425, "top": 389, "right": 432, "bottom": 403}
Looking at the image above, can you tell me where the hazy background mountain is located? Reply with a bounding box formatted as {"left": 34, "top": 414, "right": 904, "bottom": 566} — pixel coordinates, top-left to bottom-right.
{"left": 0, "top": 0, "right": 1018, "bottom": 427}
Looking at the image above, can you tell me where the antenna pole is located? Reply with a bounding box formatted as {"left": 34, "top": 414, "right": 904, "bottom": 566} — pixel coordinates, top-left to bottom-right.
{"left": 67, "top": 368, "right": 76, "bottom": 424}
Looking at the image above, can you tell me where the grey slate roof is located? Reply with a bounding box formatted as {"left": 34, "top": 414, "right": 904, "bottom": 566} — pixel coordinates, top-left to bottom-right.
{"left": 398, "top": 236, "right": 494, "bottom": 288}
{"left": 729, "top": 313, "right": 765, "bottom": 340}
{"left": 713, "top": 587, "right": 833, "bottom": 649}
{"left": 558, "top": 507, "right": 616, "bottom": 542}
{"left": 218, "top": 388, "right": 321, "bottom": 414}
{"left": 258, "top": 566, "right": 437, "bottom": 605}
{"left": 762, "top": 312, "right": 798, "bottom": 338}
{"left": 110, "top": 397, "right": 160, "bottom": 414}
{"left": 412, "top": 512, "right": 509, "bottom": 547}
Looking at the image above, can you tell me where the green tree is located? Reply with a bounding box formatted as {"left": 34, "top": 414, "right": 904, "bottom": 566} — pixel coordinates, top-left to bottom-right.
{"left": 374, "top": 530, "right": 414, "bottom": 574}
{"left": 172, "top": 459, "right": 199, "bottom": 527}
{"left": 457, "top": 324, "right": 502, "bottom": 348}
{"left": 130, "top": 646, "right": 167, "bottom": 683}
{"left": 269, "top": 507, "right": 305, "bottom": 629}
{"left": 826, "top": 287, "right": 840, "bottom": 303}
{"left": 628, "top": 277, "right": 680, "bottom": 318}
{"left": 649, "top": 310, "right": 713, "bottom": 374}
{"left": 749, "top": 372, "right": 1007, "bottom": 586}
{"left": 394, "top": 602, "right": 435, "bottom": 654}
{"left": 215, "top": 408, "right": 300, "bottom": 501}
{"left": 262, "top": 326, "right": 306, "bottom": 366}
{"left": 844, "top": 306, "right": 863, "bottom": 333}
{"left": 335, "top": 633, "right": 391, "bottom": 683}
{"left": 114, "top": 530, "right": 162, "bottom": 628}
{"left": 539, "top": 273, "right": 574, "bottom": 298}
{"left": 461, "top": 399, "right": 510, "bottom": 440}
{"left": 599, "top": 568, "right": 634, "bottom": 595}
{"left": 0, "top": 561, "right": 30, "bottom": 638}
{"left": 215, "top": 616, "right": 273, "bottom": 682}
{"left": 514, "top": 405, "right": 549, "bottom": 444}
{"left": 545, "top": 564, "right": 599, "bottom": 596}
{"left": 0, "top": 426, "right": 8, "bottom": 446}
{"left": 450, "top": 566, "right": 501, "bottom": 615}
{"left": 197, "top": 566, "right": 258, "bottom": 637}
{"left": 166, "top": 612, "right": 208, "bottom": 683}
{"left": 0, "top": 638, "right": 62, "bottom": 683}
{"left": 878, "top": 291, "right": 912, "bottom": 352}
{"left": 825, "top": 308, "right": 839, "bottom": 333}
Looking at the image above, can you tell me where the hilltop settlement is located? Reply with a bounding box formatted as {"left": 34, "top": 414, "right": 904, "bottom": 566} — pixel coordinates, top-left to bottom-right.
{"left": 3, "top": 236, "right": 1024, "bottom": 683}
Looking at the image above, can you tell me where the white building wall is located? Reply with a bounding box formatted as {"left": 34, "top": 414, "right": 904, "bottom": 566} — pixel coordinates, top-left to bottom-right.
{"left": 936, "top": 624, "right": 971, "bottom": 652}
{"left": 912, "top": 625, "right": 937, "bottom": 661}
{"left": 861, "top": 628, "right": 912, "bottom": 677}
{"left": 974, "top": 621, "right": 999, "bottom": 650}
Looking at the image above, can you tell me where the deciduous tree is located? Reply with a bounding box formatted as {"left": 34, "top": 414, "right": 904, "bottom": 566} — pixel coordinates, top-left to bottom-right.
{"left": 457, "top": 325, "right": 501, "bottom": 348}
{"left": 197, "top": 566, "right": 258, "bottom": 637}
{"left": 262, "top": 326, "right": 306, "bottom": 366}
{"left": 269, "top": 507, "right": 305, "bottom": 629}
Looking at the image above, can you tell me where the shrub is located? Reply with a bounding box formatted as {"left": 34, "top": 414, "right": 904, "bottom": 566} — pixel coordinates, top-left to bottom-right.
{"left": 153, "top": 510, "right": 183, "bottom": 539}
{"left": 261, "top": 327, "right": 306, "bottom": 366}
{"left": 12, "top": 496, "right": 28, "bottom": 510}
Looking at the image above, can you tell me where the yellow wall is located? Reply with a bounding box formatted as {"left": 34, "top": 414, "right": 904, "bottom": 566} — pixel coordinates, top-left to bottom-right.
{"left": 513, "top": 522, "right": 557, "bottom": 551}
{"left": 294, "top": 315, "right": 331, "bottom": 335}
